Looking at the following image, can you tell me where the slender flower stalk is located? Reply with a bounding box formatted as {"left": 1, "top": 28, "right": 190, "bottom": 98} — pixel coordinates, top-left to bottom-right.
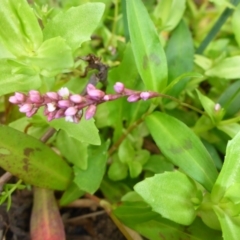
{"left": 9, "top": 82, "right": 160, "bottom": 123}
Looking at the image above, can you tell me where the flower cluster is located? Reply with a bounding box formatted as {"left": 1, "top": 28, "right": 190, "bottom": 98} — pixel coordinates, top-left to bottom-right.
{"left": 9, "top": 82, "right": 159, "bottom": 123}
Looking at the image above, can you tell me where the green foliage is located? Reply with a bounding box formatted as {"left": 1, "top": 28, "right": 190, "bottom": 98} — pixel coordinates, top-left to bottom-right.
{"left": 2, "top": 0, "right": 240, "bottom": 239}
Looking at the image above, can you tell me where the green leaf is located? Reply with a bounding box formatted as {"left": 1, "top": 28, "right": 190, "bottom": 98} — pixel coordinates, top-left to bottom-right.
{"left": 145, "top": 112, "right": 218, "bottom": 192}
{"left": 0, "top": 125, "right": 72, "bottom": 190}
{"left": 153, "top": 0, "right": 186, "bottom": 31}
{"left": 30, "top": 37, "right": 74, "bottom": 76}
{"left": 165, "top": 20, "right": 194, "bottom": 96}
{"left": 217, "top": 123, "right": 240, "bottom": 138}
{"left": 212, "top": 130, "right": 240, "bottom": 202}
{"left": 232, "top": 4, "right": 240, "bottom": 47}
{"left": 0, "top": 60, "right": 41, "bottom": 96}
{"left": 0, "top": 0, "right": 42, "bottom": 57}
{"left": 73, "top": 141, "right": 109, "bottom": 194}
{"left": 118, "top": 139, "right": 135, "bottom": 164}
{"left": 128, "top": 161, "right": 142, "bottom": 178}
{"left": 213, "top": 205, "right": 240, "bottom": 240}
{"left": 43, "top": 3, "right": 105, "bottom": 51}
{"left": 205, "top": 57, "right": 240, "bottom": 79}
{"left": 48, "top": 118, "right": 101, "bottom": 145}
{"left": 108, "top": 158, "right": 128, "bottom": 181}
{"left": 56, "top": 131, "right": 88, "bottom": 170}
{"left": 59, "top": 182, "right": 85, "bottom": 206}
{"left": 134, "top": 171, "right": 198, "bottom": 225}
{"left": 126, "top": 0, "right": 167, "bottom": 92}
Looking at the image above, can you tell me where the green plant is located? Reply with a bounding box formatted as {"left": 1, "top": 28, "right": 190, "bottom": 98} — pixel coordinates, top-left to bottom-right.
{"left": 1, "top": 0, "right": 240, "bottom": 239}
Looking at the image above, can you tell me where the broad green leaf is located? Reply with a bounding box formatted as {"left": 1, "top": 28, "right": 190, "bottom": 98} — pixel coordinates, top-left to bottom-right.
{"left": 48, "top": 118, "right": 100, "bottom": 145}
{"left": 205, "top": 57, "right": 240, "bottom": 79}
{"left": 232, "top": 4, "right": 240, "bottom": 47}
{"left": 134, "top": 171, "right": 198, "bottom": 225}
{"left": 213, "top": 205, "right": 240, "bottom": 240}
{"left": 212, "top": 130, "right": 240, "bottom": 202}
{"left": 0, "top": 125, "right": 72, "bottom": 190}
{"left": 56, "top": 131, "right": 88, "bottom": 170}
{"left": 30, "top": 37, "right": 74, "bottom": 76}
{"left": 59, "top": 182, "right": 85, "bottom": 206}
{"left": 165, "top": 20, "right": 194, "bottom": 96}
{"left": 126, "top": 0, "right": 167, "bottom": 92}
{"left": 73, "top": 141, "right": 109, "bottom": 194}
{"left": 0, "top": 0, "right": 42, "bottom": 57}
{"left": 43, "top": 3, "right": 105, "bottom": 51}
{"left": 153, "top": 0, "right": 186, "bottom": 31}
{"left": 0, "top": 60, "right": 41, "bottom": 96}
{"left": 145, "top": 112, "right": 218, "bottom": 191}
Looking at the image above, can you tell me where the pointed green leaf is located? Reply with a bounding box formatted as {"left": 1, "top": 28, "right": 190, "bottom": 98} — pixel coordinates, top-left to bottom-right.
{"left": 134, "top": 171, "right": 198, "bottom": 225}
{"left": 0, "top": 125, "right": 72, "bottom": 190}
{"left": 232, "top": 4, "right": 240, "bottom": 47}
{"left": 43, "top": 3, "right": 105, "bottom": 51}
{"left": 212, "top": 130, "right": 240, "bottom": 202}
{"left": 126, "top": 0, "right": 167, "bottom": 92}
{"left": 145, "top": 112, "right": 218, "bottom": 191}
{"left": 73, "top": 141, "right": 109, "bottom": 194}
{"left": 0, "top": 0, "right": 42, "bottom": 57}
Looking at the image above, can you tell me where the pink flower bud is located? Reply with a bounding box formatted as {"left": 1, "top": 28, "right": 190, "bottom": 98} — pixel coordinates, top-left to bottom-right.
{"left": 87, "top": 89, "right": 105, "bottom": 100}
{"left": 9, "top": 96, "right": 18, "bottom": 104}
{"left": 103, "top": 94, "right": 119, "bottom": 101}
{"left": 58, "top": 87, "right": 69, "bottom": 98}
{"left": 85, "top": 105, "right": 97, "bottom": 120}
{"left": 54, "top": 109, "right": 65, "bottom": 119}
{"left": 127, "top": 94, "right": 140, "bottom": 102}
{"left": 46, "top": 92, "right": 59, "bottom": 100}
{"left": 58, "top": 100, "right": 72, "bottom": 108}
{"left": 26, "top": 108, "right": 38, "bottom": 117}
{"left": 70, "top": 94, "right": 84, "bottom": 103}
{"left": 86, "top": 84, "right": 96, "bottom": 92}
{"left": 47, "top": 112, "right": 56, "bottom": 121}
{"left": 114, "top": 82, "right": 125, "bottom": 93}
{"left": 47, "top": 103, "right": 56, "bottom": 112}
{"left": 15, "top": 92, "right": 26, "bottom": 102}
{"left": 29, "top": 90, "right": 42, "bottom": 103}
{"left": 19, "top": 104, "right": 33, "bottom": 113}
{"left": 140, "top": 92, "right": 150, "bottom": 101}
{"left": 65, "top": 107, "right": 78, "bottom": 116}
{"left": 214, "top": 103, "right": 221, "bottom": 111}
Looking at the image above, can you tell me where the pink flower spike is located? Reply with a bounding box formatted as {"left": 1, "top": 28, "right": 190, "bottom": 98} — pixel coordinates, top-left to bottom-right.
{"left": 54, "top": 109, "right": 65, "bottom": 119}
{"left": 46, "top": 92, "right": 59, "bottom": 100}
{"left": 29, "top": 90, "right": 42, "bottom": 103}
{"left": 65, "top": 107, "right": 78, "bottom": 116}
{"left": 58, "top": 100, "right": 72, "bottom": 108}
{"left": 58, "top": 87, "right": 70, "bottom": 98}
{"left": 140, "top": 92, "right": 151, "bottom": 101}
{"left": 85, "top": 105, "right": 97, "bottom": 120}
{"left": 127, "top": 94, "right": 140, "bottom": 102}
{"left": 86, "top": 84, "right": 96, "bottom": 92}
{"left": 26, "top": 108, "right": 38, "bottom": 117}
{"left": 19, "top": 104, "right": 33, "bottom": 113}
{"left": 47, "top": 103, "right": 56, "bottom": 112}
{"left": 9, "top": 96, "right": 18, "bottom": 104}
{"left": 87, "top": 89, "right": 105, "bottom": 100}
{"left": 15, "top": 92, "right": 25, "bottom": 102}
{"left": 70, "top": 94, "right": 83, "bottom": 103}
{"left": 114, "top": 82, "right": 125, "bottom": 93}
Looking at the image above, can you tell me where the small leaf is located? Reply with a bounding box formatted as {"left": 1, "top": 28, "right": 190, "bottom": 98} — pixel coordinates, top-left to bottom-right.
{"left": 0, "top": 60, "right": 41, "bottom": 96}
{"left": 145, "top": 112, "right": 218, "bottom": 191}
{"left": 232, "top": 4, "right": 240, "bottom": 47}
{"left": 128, "top": 161, "right": 142, "bottom": 178}
{"left": 217, "top": 123, "right": 240, "bottom": 138}
{"left": 43, "top": 3, "right": 105, "bottom": 51}
{"left": 126, "top": 0, "right": 167, "bottom": 92}
{"left": 134, "top": 171, "right": 198, "bottom": 225}
{"left": 212, "top": 130, "right": 240, "bottom": 202}
{"left": 205, "top": 56, "right": 240, "bottom": 79}
{"left": 59, "top": 182, "right": 85, "bottom": 206}
{"left": 213, "top": 205, "right": 240, "bottom": 240}
{"left": 56, "top": 131, "right": 88, "bottom": 170}
{"left": 0, "top": 125, "right": 72, "bottom": 190}
{"left": 48, "top": 118, "right": 101, "bottom": 145}
{"left": 153, "top": 0, "right": 186, "bottom": 31}
{"left": 74, "top": 141, "right": 109, "bottom": 194}
{"left": 118, "top": 139, "right": 135, "bottom": 164}
{"left": 108, "top": 158, "right": 128, "bottom": 181}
